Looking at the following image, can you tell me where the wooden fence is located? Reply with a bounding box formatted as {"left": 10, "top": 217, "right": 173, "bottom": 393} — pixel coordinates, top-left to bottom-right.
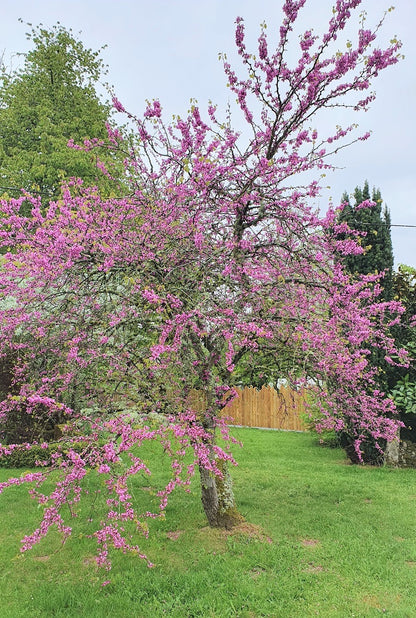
{"left": 191, "top": 385, "right": 307, "bottom": 431}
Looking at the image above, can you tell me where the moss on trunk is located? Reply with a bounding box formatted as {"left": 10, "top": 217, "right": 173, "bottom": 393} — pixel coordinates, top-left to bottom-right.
{"left": 199, "top": 458, "right": 244, "bottom": 529}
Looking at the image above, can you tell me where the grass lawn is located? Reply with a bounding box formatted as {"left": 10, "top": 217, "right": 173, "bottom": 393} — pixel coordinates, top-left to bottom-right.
{"left": 1, "top": 428, "right": 416, "bottom": 617}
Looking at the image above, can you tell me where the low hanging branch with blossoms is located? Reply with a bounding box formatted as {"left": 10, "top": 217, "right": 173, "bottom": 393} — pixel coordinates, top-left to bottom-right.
{"left": 0, "top": 0, "right": 407, "bottom": 570}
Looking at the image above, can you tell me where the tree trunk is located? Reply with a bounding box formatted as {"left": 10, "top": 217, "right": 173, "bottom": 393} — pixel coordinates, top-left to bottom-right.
{"left": 196, "top": 376, "right": 243, "bottom": 528}
{"left": 199, "top": 443, "right": 244, "bottom": 529}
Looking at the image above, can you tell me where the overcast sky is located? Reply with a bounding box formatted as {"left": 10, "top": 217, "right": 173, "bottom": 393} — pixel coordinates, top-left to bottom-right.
{"left": 1, "top": 0, "right": 415, "bottom": 266}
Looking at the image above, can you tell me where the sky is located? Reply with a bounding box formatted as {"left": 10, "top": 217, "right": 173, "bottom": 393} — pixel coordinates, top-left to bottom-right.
{"left": 1, "top": 0, "right": 415, "bottom": 266}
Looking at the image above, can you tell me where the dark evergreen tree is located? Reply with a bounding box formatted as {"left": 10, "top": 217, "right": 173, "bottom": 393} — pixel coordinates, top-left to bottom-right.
{"left": 336, "top": 182, "right": 395, "bottom": 462}
{"left": 338, "top": 180, "right": 394, "bottom": 300}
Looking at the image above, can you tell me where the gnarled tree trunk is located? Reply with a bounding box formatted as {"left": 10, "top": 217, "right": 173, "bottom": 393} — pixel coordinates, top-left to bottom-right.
{"left": 191, "top": 356, "right": 244, "bottom": 528}
{"left": 198, "top": 411, "right": 243, "bottom": 528}
{"left": 199, "top": 455, "right": 243, "bottom": 529}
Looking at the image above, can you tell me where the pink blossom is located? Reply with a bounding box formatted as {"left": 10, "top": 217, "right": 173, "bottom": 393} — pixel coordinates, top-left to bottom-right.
{"left": 112, "top": 97, "right": 125, "bottom": 113}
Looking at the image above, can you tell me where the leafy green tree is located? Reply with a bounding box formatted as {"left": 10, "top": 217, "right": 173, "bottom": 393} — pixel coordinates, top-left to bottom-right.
{"left": 390, "top": 265, "right": 416, "bottom": 436}
{"left": 0, "top": 22, "right": 120, "bottom": 204}
{"left": 0, "top": 23, "right": 127, "bottom": 430}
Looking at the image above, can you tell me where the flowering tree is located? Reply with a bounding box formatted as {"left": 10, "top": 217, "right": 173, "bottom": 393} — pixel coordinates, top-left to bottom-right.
{"left": 0, "top": 0, "right": 406, "bottom": 568}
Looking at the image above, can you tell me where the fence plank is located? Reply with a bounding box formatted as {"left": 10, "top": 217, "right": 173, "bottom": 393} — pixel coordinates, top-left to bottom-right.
{"left": 188, "top": 385, "right": 307, "bottom": 430}
{"left": 227, "top": 385, "right": 306, "bottom": 430}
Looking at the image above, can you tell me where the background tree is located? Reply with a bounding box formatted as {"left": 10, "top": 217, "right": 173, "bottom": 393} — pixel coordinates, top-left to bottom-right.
{"left": 335, "top": 182, "right": 396, "bottom": 460}
{"left": 0, "top": 0, "right": 406, "bottom": 568}
{"left": 0, "top": 23, "right": 127, "bottom": 435}
{"left": 390, "top": 265, "right": 416, "bottom": 437}
{"left": 0, "top": 23, "right": 122, "bottom": 205}
{"left": 338, "top": 180, "right": 394, "bottom": 300}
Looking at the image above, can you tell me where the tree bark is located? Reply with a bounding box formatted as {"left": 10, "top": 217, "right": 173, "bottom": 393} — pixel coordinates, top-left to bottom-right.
{"left": 199, "top": 442, "right": 244, "bottom": 529}
{"left": 196, "top": 374, "right": 244, "bottom": 529}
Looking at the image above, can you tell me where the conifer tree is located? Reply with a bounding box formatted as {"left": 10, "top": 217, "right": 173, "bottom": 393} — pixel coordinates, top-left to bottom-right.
{"left": 336, "top": 182, "right": 396, "bottom": 461}
{"left": 339, "top": 180, "right": 394, "bottom": 300}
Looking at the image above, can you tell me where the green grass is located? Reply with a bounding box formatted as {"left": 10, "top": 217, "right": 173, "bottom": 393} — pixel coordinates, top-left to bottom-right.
{"left": 1, "top": 429, "right": 416, "bottom": 617}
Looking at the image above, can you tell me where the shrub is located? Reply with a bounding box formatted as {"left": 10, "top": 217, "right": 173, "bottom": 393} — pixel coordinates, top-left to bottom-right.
{"left": 0, "top": 440, "right": 99, "bottom": 468}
